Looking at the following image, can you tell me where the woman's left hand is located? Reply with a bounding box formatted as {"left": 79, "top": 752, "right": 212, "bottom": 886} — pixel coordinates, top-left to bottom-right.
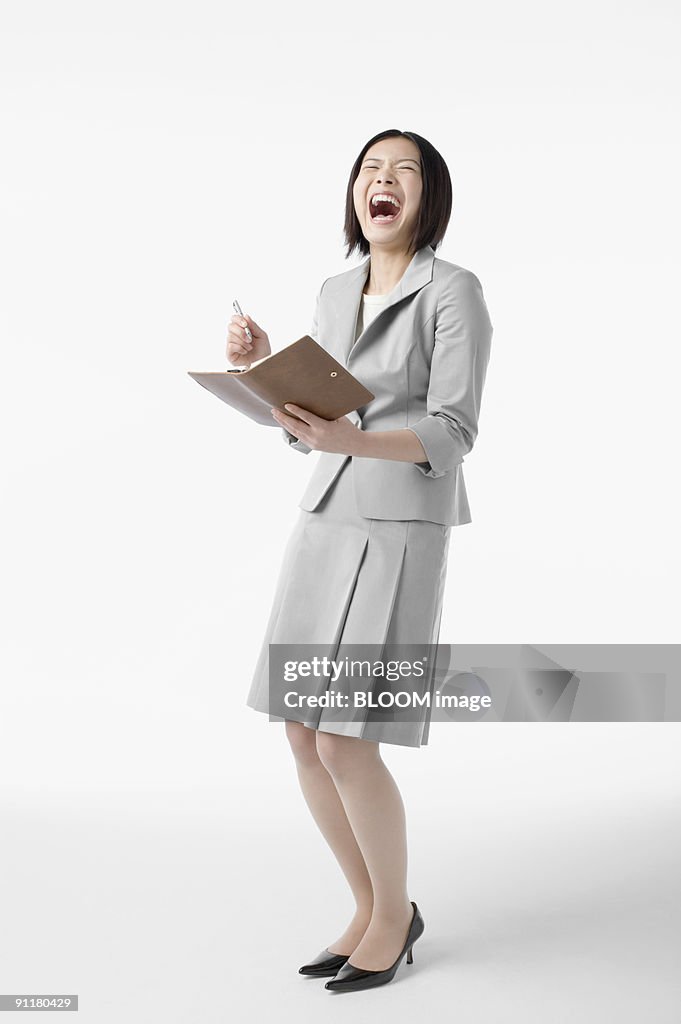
{"left": 271, "top": 403, "right": 364, "bottom": 456}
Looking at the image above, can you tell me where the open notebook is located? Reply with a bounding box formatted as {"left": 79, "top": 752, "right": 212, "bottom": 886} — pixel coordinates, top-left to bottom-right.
{"left": 187, "top": 334, "right": 374, "bottom": 426}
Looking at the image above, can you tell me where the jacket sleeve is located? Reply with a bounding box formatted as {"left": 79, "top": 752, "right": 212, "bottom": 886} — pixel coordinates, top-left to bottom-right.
{"left": 280, "top": 278, "right": 328, "bottom": 455}
{"left": 406, "top": 268, "right": 493, "bottom": 478}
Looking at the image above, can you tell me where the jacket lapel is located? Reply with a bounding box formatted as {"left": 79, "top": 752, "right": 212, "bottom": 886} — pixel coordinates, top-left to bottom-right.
{"left": 330, "top": 244, "right": 436, "bottom": 366}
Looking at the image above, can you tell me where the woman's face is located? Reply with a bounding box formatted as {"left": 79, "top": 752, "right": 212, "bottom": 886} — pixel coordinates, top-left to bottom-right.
{"left": 353, "top": 137, "right": 423, "bottom": 253}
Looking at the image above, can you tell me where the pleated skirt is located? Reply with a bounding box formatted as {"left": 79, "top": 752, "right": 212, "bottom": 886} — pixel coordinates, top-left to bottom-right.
{"left": 245, "top": 458, "right": 452, "bottom": 747}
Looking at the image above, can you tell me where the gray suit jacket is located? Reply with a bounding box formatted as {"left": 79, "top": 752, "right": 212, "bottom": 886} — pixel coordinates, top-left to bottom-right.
{"left": 281, "top": 244, "right": 493, "bottom": 527}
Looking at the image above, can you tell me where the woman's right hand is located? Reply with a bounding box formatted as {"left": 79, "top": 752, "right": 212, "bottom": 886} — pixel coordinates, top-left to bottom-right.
{"left": 226, "top": 313, "right": 271, "bottom": 368}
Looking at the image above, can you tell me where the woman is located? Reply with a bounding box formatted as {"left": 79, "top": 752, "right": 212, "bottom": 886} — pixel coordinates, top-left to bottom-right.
{"left": 227, "top": 129, "right": 493, "bottom": 993}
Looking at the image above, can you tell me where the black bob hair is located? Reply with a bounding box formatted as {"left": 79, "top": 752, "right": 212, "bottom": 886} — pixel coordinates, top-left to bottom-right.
{"left": 343, "top": 129, "right": 453, "bottom": 260}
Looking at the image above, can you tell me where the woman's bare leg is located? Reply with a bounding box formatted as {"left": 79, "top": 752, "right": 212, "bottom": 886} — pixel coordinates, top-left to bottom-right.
{"left": 285, "top": 720, "right": 374, "bottom": 954}
{"left": 315, "top": 730, "right": 414, "bottom": 971}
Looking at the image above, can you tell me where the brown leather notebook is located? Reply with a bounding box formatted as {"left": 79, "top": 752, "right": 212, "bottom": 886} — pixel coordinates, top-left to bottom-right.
{"left": 187, "top": 334, "right": 374, "bottom": 427}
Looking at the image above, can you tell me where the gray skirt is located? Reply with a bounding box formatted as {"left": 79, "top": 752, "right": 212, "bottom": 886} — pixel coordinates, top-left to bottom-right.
{"left": 246, "top": 458, "right": 452, "bottom": 747}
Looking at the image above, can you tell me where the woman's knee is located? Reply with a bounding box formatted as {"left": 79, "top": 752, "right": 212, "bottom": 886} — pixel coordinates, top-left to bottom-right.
{"left": 285, "top": 719, "right": 322, "bottom": 768}
{"left": 316, "top": 731, "right": 379, "bottom": 778}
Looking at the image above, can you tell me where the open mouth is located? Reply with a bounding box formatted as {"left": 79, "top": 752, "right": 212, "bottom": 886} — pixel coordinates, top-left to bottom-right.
{"left": 369, "top": 194, "right": 402, "bottom": 223}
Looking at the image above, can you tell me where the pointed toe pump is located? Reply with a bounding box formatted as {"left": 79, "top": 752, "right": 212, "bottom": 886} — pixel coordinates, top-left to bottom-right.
{"left": 298, "top": 948, "right": 351, "bottom": 977}
{"left": 325, "top": 902, "right": 425, "bottom": 992}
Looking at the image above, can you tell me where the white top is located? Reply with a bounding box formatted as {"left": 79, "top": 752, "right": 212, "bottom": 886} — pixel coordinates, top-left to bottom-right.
{"left": 354, "top": 292, "right": 390, "bottom": 343}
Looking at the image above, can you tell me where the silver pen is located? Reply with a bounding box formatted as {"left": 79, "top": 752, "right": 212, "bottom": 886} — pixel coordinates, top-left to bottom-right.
{"left": 230, "top": 299, "right": 253, "bottom": 373}
{"left": 232, "top": 299, "right": 253, "bottom": 342}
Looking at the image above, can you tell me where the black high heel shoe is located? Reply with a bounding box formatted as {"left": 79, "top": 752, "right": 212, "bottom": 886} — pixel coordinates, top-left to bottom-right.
{"left": 325, "top": 902, "right": 424, "bottom": 992}
{"left": 298, "top": 948, "right": 351, "bottom": 977}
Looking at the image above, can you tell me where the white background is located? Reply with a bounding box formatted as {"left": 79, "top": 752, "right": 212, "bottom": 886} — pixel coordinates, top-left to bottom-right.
{"left": 1, "top": 2, "right": 679, "bottom": 1021}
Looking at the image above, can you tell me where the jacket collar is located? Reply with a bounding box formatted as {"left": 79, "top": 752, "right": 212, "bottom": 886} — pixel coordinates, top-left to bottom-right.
{"left": 331, "top": 244, "right": 436, "bottom": 364}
